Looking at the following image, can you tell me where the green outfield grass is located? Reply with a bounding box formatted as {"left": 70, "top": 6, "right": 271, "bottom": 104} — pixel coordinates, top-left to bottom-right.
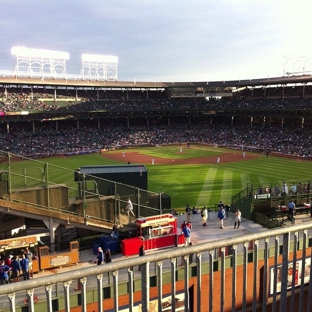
{"left": 5, "top": 145, "right": 312, "bottom": 209}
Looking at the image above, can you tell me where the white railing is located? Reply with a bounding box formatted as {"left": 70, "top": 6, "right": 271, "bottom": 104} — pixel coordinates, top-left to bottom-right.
{"left": 0, "top": 222, "right": 312, "bottom": 311}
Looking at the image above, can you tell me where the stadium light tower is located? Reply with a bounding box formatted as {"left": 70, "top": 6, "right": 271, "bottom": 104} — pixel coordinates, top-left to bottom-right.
{"left": 283, "top": 54, "right": 312, "bottom": 76}
{"left": 11, "top": 46, "right": 70, "bottom": 79}
{"left": 81, "top": 54, "right": 118, "bottom": 81}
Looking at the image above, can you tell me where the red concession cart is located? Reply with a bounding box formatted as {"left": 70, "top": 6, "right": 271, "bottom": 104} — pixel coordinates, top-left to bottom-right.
{"left": 122, "top": 213, "right": 185, "bottom": 256}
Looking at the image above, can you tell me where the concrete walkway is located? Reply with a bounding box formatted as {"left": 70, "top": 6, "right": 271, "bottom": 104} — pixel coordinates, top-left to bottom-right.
{"left": 1, "top": 211, "right": 312, "bottom": 310}
{"left": 28, "top": 210, "right": 312, "bottom": 278}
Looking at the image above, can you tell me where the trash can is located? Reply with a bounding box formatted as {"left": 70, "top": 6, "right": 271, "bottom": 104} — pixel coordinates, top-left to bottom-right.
{"left": 100, "top": 235, "right": 120, "bottom": 254}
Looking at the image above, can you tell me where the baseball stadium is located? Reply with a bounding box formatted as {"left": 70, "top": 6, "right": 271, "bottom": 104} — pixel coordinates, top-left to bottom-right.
{"left": 0, "top": 47, "right": 312, "bottom": 311}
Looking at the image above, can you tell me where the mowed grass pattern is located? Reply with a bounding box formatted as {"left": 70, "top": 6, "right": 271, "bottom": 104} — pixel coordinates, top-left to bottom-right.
{"left": 5, "top": 146, "right": 312, "bottom": 209}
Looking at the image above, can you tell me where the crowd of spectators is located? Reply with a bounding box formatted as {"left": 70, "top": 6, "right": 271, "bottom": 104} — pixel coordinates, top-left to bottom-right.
{"left": 0, "top": 118, "right": 311, "bottom": 159}
{"left": 3, "top": 95, "right": 312, "bottom": 113}
{"left": 1, "top": 86, "right": 312, "bottom": 158}
{"left": 2, "top": 86, "right": 312, "bottom": 114}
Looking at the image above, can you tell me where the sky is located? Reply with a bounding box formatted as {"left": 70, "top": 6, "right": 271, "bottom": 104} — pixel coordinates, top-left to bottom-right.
{"left": 1, "top": 0, "right": 312, "bottom": 82}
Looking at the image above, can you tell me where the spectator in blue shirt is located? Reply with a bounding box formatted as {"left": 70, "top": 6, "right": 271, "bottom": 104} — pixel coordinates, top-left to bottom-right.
{"left": 217, "top": 206, "right": 225, "bottom": 229}
{"left": 0, "top": 260, "right": 11, "bottom": 284}
{"left": 287, "top": 200, "right": 296, "bottom": 219}
{"left": 20, "top": 254, "right": 30, "bottom": 280}
{"left": 182, "top": 224, "right": 191, "bottom": 247}
{"left": 10, "top": 256, "right": 21, "bottom": 283}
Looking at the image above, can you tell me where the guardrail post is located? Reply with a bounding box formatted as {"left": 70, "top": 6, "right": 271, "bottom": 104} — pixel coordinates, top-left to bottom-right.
{"left": 280, "top": 232, "right": 290, "bottom": 312}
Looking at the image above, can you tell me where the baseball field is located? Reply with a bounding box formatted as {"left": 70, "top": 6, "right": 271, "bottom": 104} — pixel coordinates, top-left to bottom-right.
{"left": 9, "top": 144, "right": 312, "bottom": 210}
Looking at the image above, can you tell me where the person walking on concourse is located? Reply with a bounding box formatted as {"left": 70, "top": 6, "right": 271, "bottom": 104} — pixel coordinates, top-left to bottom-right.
{"left": 96, "top": 247, "right": 104, "bottom": 265}
{"left": 185, "top": 204, "right": 191, "bottom": 222}
{"left": 182, "top": 223, "right": 191, "bottom": 247}
{"left": 234, "top": 209, "right": 241, "bottom": 229}
{"left": 217, "top": 206, "right": 225, "bottom": 229}
{"left": 201, "top": 207, "right": 208, "bottom": 226}
{"left": 104, "top": 249, "right": 112, "bottom": 263}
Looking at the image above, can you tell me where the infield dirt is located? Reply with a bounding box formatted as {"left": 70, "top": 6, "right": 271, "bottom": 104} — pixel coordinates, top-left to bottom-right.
{"left": 102, "top": 149, "right": 259, "bottom": 165}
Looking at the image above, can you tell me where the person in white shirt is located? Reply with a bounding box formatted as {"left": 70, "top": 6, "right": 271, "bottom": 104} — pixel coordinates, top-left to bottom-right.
{"left": 234, "top": 209, "right": 241, "bottom": 229}
{"left": 125, "top": 197, "right": 135, "bottom": 217}
{"left": 201, "top": 207, "right": 208, "bottom": 226}
{"left": 290, "top": 183, "right": 297, "bottom": 195}
{"left": 282, "top": 182, "right": 288, "bottom": 195}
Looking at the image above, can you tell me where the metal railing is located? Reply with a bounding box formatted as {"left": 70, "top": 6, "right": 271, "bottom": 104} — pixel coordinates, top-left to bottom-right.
{"left": 1, "top": 222, "right": 312, "bottom": 312}
{"left": 0, "top": 151, "right": 164, "bottom": 227}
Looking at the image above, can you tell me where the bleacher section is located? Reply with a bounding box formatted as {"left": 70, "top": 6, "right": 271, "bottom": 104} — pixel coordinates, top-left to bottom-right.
{"left": 1, "top": 84, "right": 312, "bottom": 158}
{"left": 2, "top": 85, "right": 312, "bottom": 115}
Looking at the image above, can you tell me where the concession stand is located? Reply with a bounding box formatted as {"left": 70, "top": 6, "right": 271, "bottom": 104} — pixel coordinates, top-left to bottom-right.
{"left": 38, "top": 240, "right": 79, "bottom": 270}
{"left": 122, "top": 213, "right": 185, "bottom": 256}
{"left": 0, "top": 233, "right": 49, "bottom": 273}
{"left": 0, "top": 233, "right": 79, "bottom": 273}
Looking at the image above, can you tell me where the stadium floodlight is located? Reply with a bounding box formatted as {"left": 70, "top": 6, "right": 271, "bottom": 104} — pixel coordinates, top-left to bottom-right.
{"left": 11, "top": 46, "right": 69, "bottom": 60}
{"left": 81, "top": 54, "right": 118, "bottom": 63}
{"left": 80, "top": 53, "right": 118, "bottom": 81}
{"left": 11, "top": 46, "right": 69, "bottom": 79}
{"left": 283, "top": 54, "right": 312, "bottom": 76}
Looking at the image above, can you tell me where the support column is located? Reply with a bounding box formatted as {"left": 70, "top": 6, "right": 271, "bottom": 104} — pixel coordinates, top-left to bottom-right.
{"left": 50, "top": 217, "right": 56, "bottom": 252}
{"left": 43, "top": 218, "right": 60, "bottom": 253}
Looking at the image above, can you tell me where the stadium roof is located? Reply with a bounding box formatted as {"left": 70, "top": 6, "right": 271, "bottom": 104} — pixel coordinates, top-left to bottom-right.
{"left": 0, "top": 74, "right": 312, "bottom": 90}
{"left": 78, "top": 165, "right": 147, "bottom": 174}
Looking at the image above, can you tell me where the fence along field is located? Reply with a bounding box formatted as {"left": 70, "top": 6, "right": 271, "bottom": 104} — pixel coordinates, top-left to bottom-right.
{"left": 2, "top": 144, "right": 312, "bottom": 209}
